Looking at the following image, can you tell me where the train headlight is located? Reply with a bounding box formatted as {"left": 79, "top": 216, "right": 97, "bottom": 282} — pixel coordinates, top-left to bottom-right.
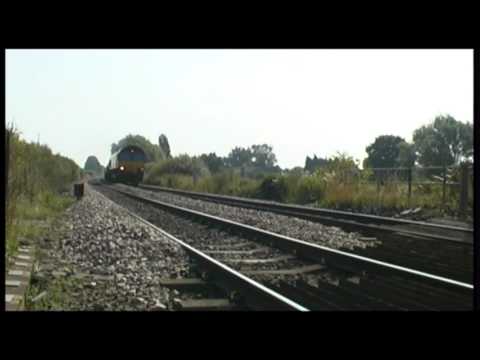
{"left": 120, "top": 166, "right": 125, "bottom": 171}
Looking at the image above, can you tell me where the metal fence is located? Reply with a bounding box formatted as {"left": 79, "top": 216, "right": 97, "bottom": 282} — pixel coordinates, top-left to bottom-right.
{"left": 363, "top": 164, "right": 473, "bottom": 216}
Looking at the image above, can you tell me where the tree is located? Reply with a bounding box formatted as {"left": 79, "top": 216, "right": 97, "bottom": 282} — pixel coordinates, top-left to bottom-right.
{"left": 305, "top": 154, "right": 329, "bottom": 172}
{"left": 365, "top": 135, "right": 405, "bottom": 168}
{"left": 322, "top": 152, "right": 360, "bottom": 183}
{"left": 200, "top": 152, "right": 225, "bottom": 174}
{"left": 413, "top": 115, "right": 473, "bottom": 167}
{"left": 146, "top": 154, "right": 210, "bottom": 180}
{"left": 84, "top": 156, "right": 103, "bottom": 175}
{"left": 158, "top": 134, "right": 171, "bottom": 158}
{"left": 226, "top": 146, "right": 252, "bottom": 168}
{"left": 250, "top": 144, "right": 277, "bottom": 170}
{"left": 288, "top": 166, "right": 305, "bottom": 175}
{"left": 225, "top": 144, "right": 278, "bottom": 171}
{"left": 111, "top": 134, "right": 166, "bottom": 162}
{"left": 458, "top": 121, "right": 473, "bottom": 161}
{"left": 396, "top": 141, "right": 417, "bottom": 168}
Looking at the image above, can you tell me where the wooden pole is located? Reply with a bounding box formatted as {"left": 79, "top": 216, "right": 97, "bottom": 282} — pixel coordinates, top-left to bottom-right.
{"left": 376, "top": 169, "right": 381, "bottom": 212}
{"left": 442, "top": 165, "right": 447, "bottom": 210}
{"left": 459, "top": 163, "right": 469, "bottom": 218}
{"left": 407, "top": 167, "right": 412, "bottom": 208}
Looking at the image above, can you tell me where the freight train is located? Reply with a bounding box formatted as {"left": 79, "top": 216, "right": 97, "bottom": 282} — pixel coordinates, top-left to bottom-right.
{"left": 105, "top": 145, "right": 147, "bottom": 186}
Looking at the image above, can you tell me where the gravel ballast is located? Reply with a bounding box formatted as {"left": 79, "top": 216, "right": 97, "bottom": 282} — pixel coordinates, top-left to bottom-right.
{"left": 94, "top": 185, "right": 308, "bottom": 272}
{"left": 32, "top": 185, "right": 192, "bottom": 311}
{"left": 114, "top": 184, "right": 381, "bottom": 251}
{"left": 91, "top": 184, "right": 473, "bottom": 311}
{"left": 94, "top": 184, "right": 368, "bottom": 288}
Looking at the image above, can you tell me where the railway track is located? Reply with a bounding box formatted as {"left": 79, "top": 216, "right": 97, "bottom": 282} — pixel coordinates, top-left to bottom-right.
{"left": 93, "top": 182, "right": 473, "bottom": 311}
{"left": 138, "top": 184, "right": 473, "bottom": 244}
{"left": 92, "top": 185, "right": 307, "bottom": 311}
{"left": 136, "top": 184, "right": 473, "bottom": 283}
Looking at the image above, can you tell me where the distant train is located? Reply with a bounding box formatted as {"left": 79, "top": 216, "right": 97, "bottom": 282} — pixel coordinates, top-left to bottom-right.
{"left": 105, "top": 145, "right": 147, "bottom": 186}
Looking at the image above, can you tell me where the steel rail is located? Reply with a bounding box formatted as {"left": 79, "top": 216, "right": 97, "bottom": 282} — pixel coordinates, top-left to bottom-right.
{"left": 93, "top": 185, "right": 309, "bottom": 311}
{"left": 138, "top": 184, "right": 473, "bottom": 244}
{"left": 110, "top": 186, "right": 473, "bottom": 295}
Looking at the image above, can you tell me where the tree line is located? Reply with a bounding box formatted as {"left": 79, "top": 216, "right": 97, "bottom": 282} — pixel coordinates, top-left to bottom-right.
{"left": 365, "top": 114, "right": 472, "bottom": 169}
{"left": 304, "top": 115, "right": 473, "bottom": 175}
{"left": 86, "top": 133, "right": 282, "bottom": 179}
{"left": 84, "top": 114, "right": 472, "bottom": 180}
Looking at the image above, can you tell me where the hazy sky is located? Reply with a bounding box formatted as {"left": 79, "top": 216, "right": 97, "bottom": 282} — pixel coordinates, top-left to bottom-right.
{"left": 5, "top": 49, "right": 473, "bottom": 169}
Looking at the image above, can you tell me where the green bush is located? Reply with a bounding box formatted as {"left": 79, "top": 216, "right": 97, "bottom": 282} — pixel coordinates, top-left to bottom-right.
{"left": 6, "top": 125, "right": 79, "bottom": 258}
{"left": 236, "top": 177, "right": 260, "bottom": 197}
{"left": 144, "top": 154, "right": 210, "bottom": 184}
{"left": 197, "top": 171, "right": 260, "bottom": 197}
{"left": 143, "top": 147, "right": 471, "bottom": 218}
{"left": 256, "top": 176, "right": 287, "bottom": 202}
{"left": 279, "top": 172, "right": 303, "bottom": 202}
{"left": 295, "top": 175, "right": 325, "bottom": 204}
{"left": 196, "top": 172, "right": 233, "bottom": 194}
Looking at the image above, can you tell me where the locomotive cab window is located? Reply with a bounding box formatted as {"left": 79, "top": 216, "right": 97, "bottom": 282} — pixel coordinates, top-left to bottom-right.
{"left": 118, "top": 148, "right": 147, "bottom": 161}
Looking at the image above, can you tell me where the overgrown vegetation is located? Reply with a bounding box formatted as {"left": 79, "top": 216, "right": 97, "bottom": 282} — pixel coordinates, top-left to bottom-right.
{"left": 127, "top": 114, "right": 474, "bottom": 219}
{"left": 5, "top": 124, "right": 79, "bottom": 261}
{"left": 144, "top": 151, "right": 473, "bottom": 219}
{"left": 111, "top": 134, "right": 171, "bottom": 162}
{"left": 84, "top": 155, "right": 105, "bottom": 177}
{"left": 26, "top": 275, "right": 82, "bottom": 310}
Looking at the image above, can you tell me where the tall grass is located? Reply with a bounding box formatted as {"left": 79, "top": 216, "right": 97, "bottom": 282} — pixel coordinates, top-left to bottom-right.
{"left": 143, "top": 153, "right": 472, "bottom": 218}
{"left": 5, "top": 124, "right": 79, "bottom": 259}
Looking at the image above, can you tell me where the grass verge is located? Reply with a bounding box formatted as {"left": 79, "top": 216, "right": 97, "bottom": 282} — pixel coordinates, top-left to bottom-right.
{"left": 6, "top": 191, "right": 75, "bottom": 265}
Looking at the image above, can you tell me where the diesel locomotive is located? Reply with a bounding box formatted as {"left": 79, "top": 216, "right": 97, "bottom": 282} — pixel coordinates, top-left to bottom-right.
{"left": 105, "top": 145, "right": 147, "bottom": 186}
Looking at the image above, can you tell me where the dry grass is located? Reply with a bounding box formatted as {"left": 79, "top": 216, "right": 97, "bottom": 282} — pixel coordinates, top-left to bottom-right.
{"left": 143, "top": 154, "right": 472, "bottom": 218}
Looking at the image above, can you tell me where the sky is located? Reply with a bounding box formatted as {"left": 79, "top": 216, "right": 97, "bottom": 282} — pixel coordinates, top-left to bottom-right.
{"left": 5, "top": 49, "right": 474, "bottom": 169}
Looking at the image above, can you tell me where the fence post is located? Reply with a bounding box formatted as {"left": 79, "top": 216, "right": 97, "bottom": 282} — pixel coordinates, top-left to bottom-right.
{"left": 376, "top": 169, "right": 382, "bottom": 212}
{"left": 74, "top": 183, "right": 84, "bottom": 200}
{"left": 459, "top": 163, "right": 469, "bottom": 218}
{"left": 407, "top": 167, "right": 412, "bottom": 208}
{"left": 441, "top": 165, "right": 447, "bottom": 210}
